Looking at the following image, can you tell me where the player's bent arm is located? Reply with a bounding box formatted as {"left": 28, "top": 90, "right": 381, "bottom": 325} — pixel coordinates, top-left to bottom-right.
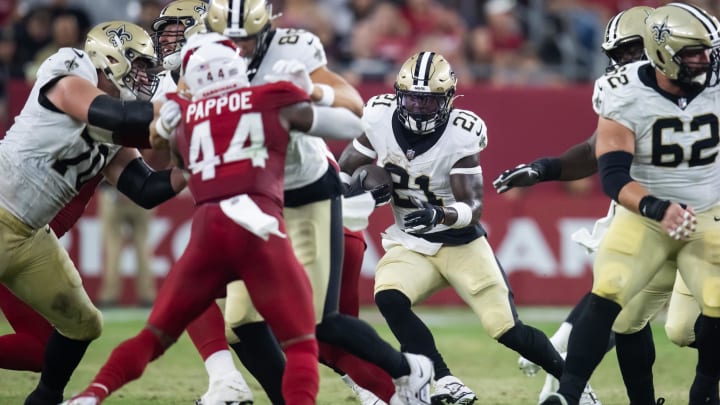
{"left": 556, "top": 132, "right": 597, "bottom": 180}
{"left": 309, "top": 67, "right": 364, "bottom": 117}
{"left": 282, "top": 102, "right": 363, "bottom": 140}
{"left": 45, "top": 76, "right": 153, "bottom": 148}
{"left": 338, "top": 135, "right": 377, "bottom": 183}
{"left": 102, "top": 148, "right": 186, "bottom": 209}
{"left": 445, "top": 154, "right": 483, "bottom": 227}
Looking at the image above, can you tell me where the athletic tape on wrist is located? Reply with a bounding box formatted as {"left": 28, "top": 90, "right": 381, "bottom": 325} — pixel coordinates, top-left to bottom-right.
{"left": 447, "top": 202, "right": 473, "bottom": 228}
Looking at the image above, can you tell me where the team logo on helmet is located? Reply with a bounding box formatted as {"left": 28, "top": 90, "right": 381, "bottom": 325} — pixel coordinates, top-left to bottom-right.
{"left": 106, "top": 25, "right": 133, "bottom": 47}
{"left": 194, "top": 4, "right": 207, "bottom": 13}
{"left": 650, "top": 17, "right": 671, "bottom": 44}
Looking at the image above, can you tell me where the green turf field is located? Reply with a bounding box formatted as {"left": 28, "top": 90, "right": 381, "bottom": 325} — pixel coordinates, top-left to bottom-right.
{"left": 0, "top": 306, "right": 695, "bottom": 404}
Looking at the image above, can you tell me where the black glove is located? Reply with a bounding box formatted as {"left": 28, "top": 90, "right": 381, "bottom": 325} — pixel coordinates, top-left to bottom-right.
{"left": 403, "top": 196, "right": 445, "bottom": 233}
{"left": 492, "top": 158, "right": 562, "bottom": 194}
{"left": 344, "top": 169, "right": 392, "bottom": 206}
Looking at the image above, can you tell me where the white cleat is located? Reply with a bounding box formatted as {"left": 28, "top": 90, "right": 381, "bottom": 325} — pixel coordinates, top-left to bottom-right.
{"left": 537, "top": 373, "right": 559, "bottom": 404}
{"left": 518, "top": 356, "right": 541, "bottom": 377}
{"left": 391, "top": 353, "right": 434, "bottom": 405}
{"left": 579, "top": 383, "right": 602, "bottom": 405}
{"left": 60, "top": 395, "right": 100, "bottom": 405}
{"left": 341, "top": 374, "right": 387, "bottom": 405}
{"left": 431, "top": 375, "right": 477, "bottom": 405}
{"left": 195, "top": 370, "right": 254, "bottom": 405}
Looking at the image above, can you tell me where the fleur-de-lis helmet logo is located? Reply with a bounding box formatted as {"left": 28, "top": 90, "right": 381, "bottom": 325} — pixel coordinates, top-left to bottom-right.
{"left": 651, "top": 16, "right": 671, "bottom": 44}
{"left": 106, "top": 25, "right": 133, "bottom": 48}
{"left": 194, "top": 4, "right": 207, "bottom": 14}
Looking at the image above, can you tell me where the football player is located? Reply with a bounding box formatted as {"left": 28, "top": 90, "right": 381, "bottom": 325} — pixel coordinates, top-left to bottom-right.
{"left": 149, "top": 2, "right": 254, "bottom": 404}
{"left": 63, "top": 36, "right": 373, "bottom": 405}
{"left": 0, "top": 21, "right": 180, "bottom": 405}
{"left": 203, "top": 1, "right": 431, "bottom": 404}
{"left": 541, "top": 3, "right": 720, "bottom": 405}
{"left": 337, "top": 51, "right": 597, "bottom": 405}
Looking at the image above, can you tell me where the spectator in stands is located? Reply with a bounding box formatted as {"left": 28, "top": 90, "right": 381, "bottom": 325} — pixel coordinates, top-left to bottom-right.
{"left": 25, "top": 11, "right": 84, "bottom": 81}
{"left": 274, "top": 0, "right": 337, "bottom": 63}
{"left": 134, "top": 0, "right": 164, "bottom": 33}
{"left": 12, "top": 6, "right": 53, "bottom": 75}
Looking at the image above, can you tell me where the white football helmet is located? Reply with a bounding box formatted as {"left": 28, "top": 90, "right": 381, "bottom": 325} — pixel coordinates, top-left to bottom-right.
{"left": 85, "top": 21, "right": 160, "bottom": 100}
{"left": 183, "top": 39, "right": 249, "bottom": 100}
{"left": 152, "top": 0, "right": 208, "bottom": 70}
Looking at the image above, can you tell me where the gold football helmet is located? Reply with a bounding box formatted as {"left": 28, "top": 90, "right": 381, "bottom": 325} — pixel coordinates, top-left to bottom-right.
{"left": 601, "top": 6, "right": 653, "bottom": 68}
{"left": 85, "top": 21, "right": 159, "bottom": 100}
{"left": 644, "top": 3, "right": 720, "bottom": 88}
{"left": 204, "top": 0, "right": 275, "bottom": 62}
{"left": 395, "top": 51, "right": 457, "bottom": 135}
{"left": 152, "top": 0, "right": 208, "bottom": 70}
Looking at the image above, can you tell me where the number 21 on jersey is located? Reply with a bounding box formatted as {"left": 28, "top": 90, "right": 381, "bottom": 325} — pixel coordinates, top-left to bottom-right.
{"left": 188, "top": 112, "right": 269, "bottom": 180}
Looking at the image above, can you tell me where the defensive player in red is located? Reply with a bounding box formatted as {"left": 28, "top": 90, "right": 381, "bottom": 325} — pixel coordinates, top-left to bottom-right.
{"left": 63, "top": 37, "right": 366, "bottom": 405}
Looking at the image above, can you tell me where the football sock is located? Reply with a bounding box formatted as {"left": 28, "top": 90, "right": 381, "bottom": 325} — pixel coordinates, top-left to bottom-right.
{"left": 25, "top": 330, "right": 91, "bottom": 404}
{"left": 231, "top": 322, "right": 285, "bottom": 405}
{"left": 186, "top": 303, "right": 229, "bottom": 361}
{"left": 204, "top": 350, "right": 238, "bottom": 382}
{"left": 498, "top": 321, "right": 564, "bottom": 379}
{"left": 690, "top": 315, "right": 720, "bottom": 404}
{"left": 375, "top": 289, "right": 450, "bottom": 378}
{"left": 616, "top": 324, "right": 656, "bottom": 405}
{"left": 550, "top": 322, "right": 572, "bottom": 354}
{"left": 559, "top": 294, "right": 620, "bottom": 404}
{"left": 320, "top": 342, "right": 395, "bottom": 402}
{"left": 564, "top": 293, "right": 591, "bottom": 325}
{"left": 316, "top": 312, "right": 410, "bottom": 378}
{"left": 282, "top": 338, "right": 318, "bottom": 405}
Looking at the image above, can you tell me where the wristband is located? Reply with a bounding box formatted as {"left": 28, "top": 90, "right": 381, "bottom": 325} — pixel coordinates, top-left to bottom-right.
{"left": 639, "top": 195, "right": 670, "bottom": 221}
{"left": 155, "top": 118, "right": 172, "bottom": 140}
{"left": 315, "top": 83, "right": 335, "bottom": 106}
{"left": 447, "top": 202, "right": 473, "bottom": 228}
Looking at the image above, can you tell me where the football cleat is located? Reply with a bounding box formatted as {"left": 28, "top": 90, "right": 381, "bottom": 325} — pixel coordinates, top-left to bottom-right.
{"left": 579, "top": 384, "right": 601, "bottom": 405}
{"left": 60, "top": 395, "right": 100, "bottom": 405}
{"left": 518, "top": 356, "right": 541, "bottom": 377}
{"left": 391, "top": 353, "right": 434, "bottom": 405}
{"left": 539, "top": 393, "right": 569, "bottom": 405}
{"left": 195, "top": 370, "right": 254, "bottom": 405}
{"left": 341, "top": 374, "right": 388, "bottom": 405}
{"left": 431, "top": 375, "right": 477, "bottom": 405}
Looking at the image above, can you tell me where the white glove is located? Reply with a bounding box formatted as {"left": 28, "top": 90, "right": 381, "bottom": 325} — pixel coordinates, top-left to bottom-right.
{"left": 263, "top": 59, "right": 313, "bottom": 95}
{"left": 155, "top": 100, "right": 182, "bottom": 140}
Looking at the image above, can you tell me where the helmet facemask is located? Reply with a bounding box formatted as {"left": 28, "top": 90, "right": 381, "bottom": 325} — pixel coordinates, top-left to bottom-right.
{"left": 604, "top": 38, "right": 645, "bottom": 72}
{"left": 120, "top": 54, "right": 160, "bottom": 101}
{"left": 151, "top": 0, "right": 208, "bottom": 71}
{"left": 671, "top": 46, "right": 720, "bottom": 90}
{"left": 395, "top": 88, "right": 454, "bottom": 135}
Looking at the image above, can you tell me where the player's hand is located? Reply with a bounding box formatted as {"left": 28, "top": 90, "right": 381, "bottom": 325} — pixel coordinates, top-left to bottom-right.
{"left": 155, "top": 100, "right": 182, "bottom": 140}
{"left": 661, "top": 203, "right": 697, "bottom": 240}
{"left": 404, "top": 196, "right": 445, "bottom": 234}
{"left": 343, "top": 169, "right": 392, "bottom": 206}
{"left": 493, "top": 164, "right": 540, "bottom": 193}
{"left": 263, "top": 60, "right": 313, "bottom": 95}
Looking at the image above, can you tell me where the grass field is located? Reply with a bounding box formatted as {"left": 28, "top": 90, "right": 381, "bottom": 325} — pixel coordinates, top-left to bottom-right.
{"left": 0, "top": 306, "right": 696, "bottom": 404}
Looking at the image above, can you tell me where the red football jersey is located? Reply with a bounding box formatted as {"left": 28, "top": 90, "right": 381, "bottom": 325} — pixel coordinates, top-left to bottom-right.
{"left": 168, "top": 82, "right": 309, "bottom": 207}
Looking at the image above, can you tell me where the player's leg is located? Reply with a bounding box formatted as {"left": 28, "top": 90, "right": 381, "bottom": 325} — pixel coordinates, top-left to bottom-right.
{"left": 373, "top": 245, "right": 472, "bottom": 404}
{"left": 677, "top": 208, "right": 720, "bottom": 405}
{"left": 186, "top": 301, "right": 252, "bottom": 405}
{"left": 0, "top": 284, "right": 54, "bottom": 371}
{"left": 548, "top": 208, "right": 671, "bottom": 405}
{"left": 442, "top": 237, "right": 564, "bottom": 402}
{"left": 611, "top": 260, "right": 675, "bottom": 405}
{"left": 238, "top": 219, "right": 320, "bottom": 405}
{"left": 225, "top": 281, "right": 286, "bottom": 404}
{"left": 0, "top": 218, "right": 102, "bottom": 405}
{"left": 664, "top": 273, "right": 700, "bottom": 348}
{"left": 65, "top": 205, "right": 233, "bottom": 404}
{"left": 291, "top": 197, "right": 417, "bottom": 399}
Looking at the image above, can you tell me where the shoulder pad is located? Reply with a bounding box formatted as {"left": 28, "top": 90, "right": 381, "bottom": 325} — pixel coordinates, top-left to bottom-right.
{"left": 447, "top": 109, "right": 488, "bottom": 152}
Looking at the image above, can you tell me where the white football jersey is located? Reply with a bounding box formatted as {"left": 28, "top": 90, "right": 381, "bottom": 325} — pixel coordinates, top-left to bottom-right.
{"left": 363, "top": 94, "right": 487, "bottom": 233}
{"left": 152, "top": 70, "right": 179, "bottom": 102}
{"left": 249, "top": 28, "right": 330, "bottom": 190}
{"left": 0, "top": 47, "right": 121, "bottom": 229}
{"left": 593, "top": 61, "right": 720, "bottom": 212}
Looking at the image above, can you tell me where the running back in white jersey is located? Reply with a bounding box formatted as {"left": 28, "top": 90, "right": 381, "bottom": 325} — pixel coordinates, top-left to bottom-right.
{"left": 592, "top": 61, "right": 720, "bottom": 212}
{"left": 0, "top": 47, "right": 121, "bottom": 229}
{"left": 363, "top": 93, "right": 487, "bottom": 233}
{"left": 248, "top": 28, "right": 331, "bottom": 190}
